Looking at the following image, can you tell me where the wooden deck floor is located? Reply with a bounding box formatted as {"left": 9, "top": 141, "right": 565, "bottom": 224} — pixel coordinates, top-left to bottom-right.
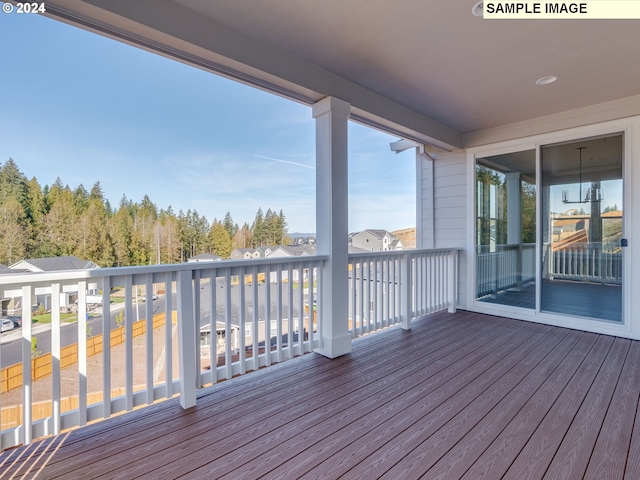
{"left": 3, "top": 310, "right": 640, "bottom": 479}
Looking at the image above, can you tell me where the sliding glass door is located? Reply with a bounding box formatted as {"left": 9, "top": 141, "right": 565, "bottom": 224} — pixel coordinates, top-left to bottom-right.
{"left": 475, "top": 133, "right": 624, "bottom": 323}
{"left": 541, "top": 134, "right": 623, "bottom": 322}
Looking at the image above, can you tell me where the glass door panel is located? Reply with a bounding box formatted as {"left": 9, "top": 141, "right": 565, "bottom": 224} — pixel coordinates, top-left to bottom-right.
{"left": 541, "top": 134, "right": 623, "bottom": 322}
{"left": 475, "top": 150, "right": 536, "bottom": 309}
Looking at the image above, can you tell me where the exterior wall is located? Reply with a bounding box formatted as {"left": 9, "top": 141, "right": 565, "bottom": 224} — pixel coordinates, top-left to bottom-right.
{"left": 424, "top": 151, "right": 468, "bottom": 308}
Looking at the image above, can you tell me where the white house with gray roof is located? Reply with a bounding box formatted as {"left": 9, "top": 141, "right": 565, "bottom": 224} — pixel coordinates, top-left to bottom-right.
{"left": 229, "top": 248, "right": 261, "bottom": 260}
{"left": 265, "top": 244, "right": 317, "bottom": 282}
{"left": 5, "top": 256, "right": 99, "bottom": 314}
{"left": 266, "top": 245, "right": 317, "bottom": 259}
{"left": 349, "top": 229, "right": 403, "bottom": 252}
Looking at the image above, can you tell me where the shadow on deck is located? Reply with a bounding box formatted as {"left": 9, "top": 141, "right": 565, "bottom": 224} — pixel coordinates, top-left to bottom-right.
{"left": 2, "top": 310, "right": 640, "bottom": 479}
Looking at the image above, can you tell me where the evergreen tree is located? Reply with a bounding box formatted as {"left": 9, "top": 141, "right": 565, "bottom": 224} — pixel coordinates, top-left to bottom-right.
{"left": 158, "top": 209, "right": 181, "bottom": 263}
{"left": 26, "top": 177, "right": 48, "bottom": 257}
{"left": 209, "top": 220, "right": 232, "bottom": 258}
{"left": 264, "top": 208, "right": 275, "bottom": 244}
{"left": 89, "top": 181, "right": 104, "bottom": 201}
{"left": 43, "top": 187, "right": 78, "bottom": 256}
{"left": 75, "top": 198, "right": 114, "bottom": 266}
{"left": 278, "top": 209, "right": 288, "bottom": 245}
{"left": 223, "top": 211, "right": 236, "bottom": 239}
{"left": 179, "top": 209, "right": 209, "bottom": 259}
{"left": 251, "top": 207, "right": 264, "bottom": 247}
{"left": 104, "top": 199, "right": 113, "bottom": 217}
{"left": 0, "top": 197, "right": 28, "bottom": 264}
{"left": 131, "top": 195, "right": 158, "bottom": 264}
{"left": 73, "top": 184, "right": 89, "bottom": 214}
{"left": 0, "top": 158, "right": 29, "bottom": 212}
{"left": 108, "top": 205, "right": 133, "bottom": 266}
{"left": 46, "top": 177, "right": 66, "bottom": 209}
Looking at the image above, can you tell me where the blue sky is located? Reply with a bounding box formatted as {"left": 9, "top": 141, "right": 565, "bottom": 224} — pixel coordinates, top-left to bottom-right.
{"left": 0, "top": 9, "right": 416, "bottom": 234}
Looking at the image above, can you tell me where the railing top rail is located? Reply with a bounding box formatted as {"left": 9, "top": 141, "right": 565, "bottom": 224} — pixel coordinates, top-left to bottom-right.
{"left": 348, "top": 247, "right": 461, "bottom": 260}
{"left": 0, "top": 255, "right": 329, "bottom": 287}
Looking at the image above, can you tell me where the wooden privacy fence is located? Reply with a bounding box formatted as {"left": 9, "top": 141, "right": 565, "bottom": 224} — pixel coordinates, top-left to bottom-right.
{"left": 1, "top": 386, "right": 146, "bottom": 430}
{"left": 0, "top": 311, "right": 176, "bottom": 394}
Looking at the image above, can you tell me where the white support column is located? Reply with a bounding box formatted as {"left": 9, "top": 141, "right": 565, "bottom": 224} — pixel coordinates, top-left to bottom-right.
{"left": 313, "top": 96, "right": 352, "bottom": 359}
{"left": 506, "top": 172, "right": 523, "bottom": 289}
{"left": 177, "top": 270, "right": 197, "bottom": 409}
{"left": 505, "top": 172, "right": 522, "bottom": 245}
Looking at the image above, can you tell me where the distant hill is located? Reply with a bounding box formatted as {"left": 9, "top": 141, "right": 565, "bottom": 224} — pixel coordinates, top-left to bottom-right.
{"left": 392, "top": 227, "right": 416, "bottom": 249}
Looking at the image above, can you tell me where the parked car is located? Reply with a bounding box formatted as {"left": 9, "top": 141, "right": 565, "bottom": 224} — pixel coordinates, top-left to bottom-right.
{"left": 7, "top": 315, "right": 21, "bottom": 328}
{"left": 1, "top": 318, "right": 15, "bottom": 333}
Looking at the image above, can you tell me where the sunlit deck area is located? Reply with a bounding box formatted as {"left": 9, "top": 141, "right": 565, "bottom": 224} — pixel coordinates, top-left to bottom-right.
{"left": 3, "top": 309, "right": 640, "bottom": 479}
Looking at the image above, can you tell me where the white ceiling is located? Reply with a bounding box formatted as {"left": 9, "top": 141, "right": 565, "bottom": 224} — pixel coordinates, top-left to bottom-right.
{"left": 44, "top": 0, "right": 640, "bottom": 149}
{"left": 174, "top": 0, "right": 640, "bottom": 133}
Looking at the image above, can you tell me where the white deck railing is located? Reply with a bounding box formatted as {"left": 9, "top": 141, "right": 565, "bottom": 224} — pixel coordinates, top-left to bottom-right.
{"left": 477, "top": 242, "right": 622, "bottom": 299}
{"left": 0, "top": 256, "right": 325, "bottom": 449}
{"left": 476, "top": 243, "right": 535, "bottom": 297}
{"left": 348, "top": 248, "right": 459, "bottom": 339}
{"left": 0, "top": 248, "right": 460, "bottom": 449}
{"left": 547, "top": 243, "right": 622, "bottom": 284}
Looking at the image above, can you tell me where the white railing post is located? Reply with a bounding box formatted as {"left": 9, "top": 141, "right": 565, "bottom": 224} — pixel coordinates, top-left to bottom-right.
{"left": 101, "top": 276, "right": 111, "bottom": 418}
{"left": 21, "top": 285, "right": 33, "bottom": 445}
{"left": 51, "top": 282, "right": 62, "bottom": 434}
{"left": 447, "top": 250, "right": 458, "bottom": 313}
{"left": 164, "top": 272, "right": 174, "bottom": 396}
{"left": 177, "top": 270, "right": 197, "bottom": 409}
{"left": 77, "top": 280, "right": 87, "bottom": 426}
{"left": 401, "top": 253, "right": 412, "bottom": 330}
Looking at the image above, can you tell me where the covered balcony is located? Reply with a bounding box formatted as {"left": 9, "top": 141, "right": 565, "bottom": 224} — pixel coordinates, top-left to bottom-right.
{"left": 3, "top": 0, "right": 640, "bottom": 478}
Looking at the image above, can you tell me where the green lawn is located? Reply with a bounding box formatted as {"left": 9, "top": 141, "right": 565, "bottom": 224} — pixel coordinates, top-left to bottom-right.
{"left": 32, "top": 313, "right": 77, "bottom": 324}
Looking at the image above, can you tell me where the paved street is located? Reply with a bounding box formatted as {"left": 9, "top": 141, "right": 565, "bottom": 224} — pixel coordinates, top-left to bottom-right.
{"left": 0, "top": 298, "right": 164, "bottom": 369}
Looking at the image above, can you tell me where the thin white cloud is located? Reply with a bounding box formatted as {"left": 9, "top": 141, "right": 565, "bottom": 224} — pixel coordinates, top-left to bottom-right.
{"left": 252, "top": 154, "right": 315, "bottom": 170}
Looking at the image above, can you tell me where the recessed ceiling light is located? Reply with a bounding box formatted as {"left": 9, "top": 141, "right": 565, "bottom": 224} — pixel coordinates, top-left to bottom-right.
{"left": 536, "top": 76, "right": 558, "bottom": 85}
{"left": 472, "top": 1, "right": 484, "bottom": 17}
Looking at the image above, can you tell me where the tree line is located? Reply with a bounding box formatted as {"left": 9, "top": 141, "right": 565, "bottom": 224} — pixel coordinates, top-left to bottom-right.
{"left": 0, "top": 158, "right": 289, "bottom": 267}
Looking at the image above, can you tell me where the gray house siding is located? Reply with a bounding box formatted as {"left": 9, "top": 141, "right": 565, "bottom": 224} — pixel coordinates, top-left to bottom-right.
{"left": 422, "top": 150, "right": 468, "bottom": 308}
